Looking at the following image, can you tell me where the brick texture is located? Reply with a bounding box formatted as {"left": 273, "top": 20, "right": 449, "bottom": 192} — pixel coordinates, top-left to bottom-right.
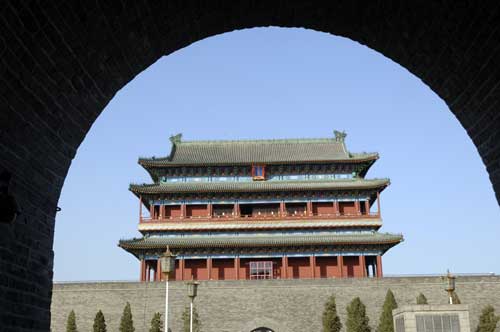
{"left": 50, "top": 276, "right": 500, "bottom": 332}
{"left": 1, "top": 1, "right": 500, "bottom": 330}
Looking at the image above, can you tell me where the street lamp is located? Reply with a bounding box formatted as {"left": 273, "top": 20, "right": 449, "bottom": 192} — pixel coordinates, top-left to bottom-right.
{"left": 160, "top": 247, "right": 176, "bottom": 332}
{"left": 443, "top": 270, "right": 456, "bottom": 304}
{"left": 187, "top": 279, "right": 199, "bottom": 332}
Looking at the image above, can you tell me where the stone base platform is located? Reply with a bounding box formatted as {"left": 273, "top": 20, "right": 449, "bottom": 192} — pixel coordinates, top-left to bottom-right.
{"left": 51, "top": 276, "right": 500, "bottom": 332}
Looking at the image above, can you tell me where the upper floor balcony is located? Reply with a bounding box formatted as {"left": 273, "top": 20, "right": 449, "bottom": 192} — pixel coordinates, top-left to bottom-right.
{"left": 139, "top": 199, "right": 381, "bottom": 224}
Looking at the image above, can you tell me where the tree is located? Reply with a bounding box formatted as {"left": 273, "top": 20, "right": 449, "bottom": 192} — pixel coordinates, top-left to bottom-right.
{"left": 322, "top": 295, "right": 342, "bottom": 332}
{"left": 475, "top": 305, "right": 500, "bottom": 332}
{"left": 150, "top": 312, "right": 163, "bottom": 332}
{"left": 451, "top": 292, "right": 461, "bottom": 304}
{"left": 416, "top": 293, "right": 428, "bottom": 305}
{"left": 66, "top": 310, "right": 78, "bottom": 332}
{"left": 377, "top": 290, "right": 397, "bottom": 332}
{"left": 93, "top": 310, "right": 107, "bottom": 332}
{"left": 346, "top": 297, "right": 371, "bottom": 332}
{"left": 182, "top": 305, "right": 201, "bottom": 332}
{"left": 119, "top": 302, "right": 135, "bottom": 332}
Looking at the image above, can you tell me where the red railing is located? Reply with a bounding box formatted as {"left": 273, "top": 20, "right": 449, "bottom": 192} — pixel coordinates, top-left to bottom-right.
{"left": 140, "top": 212, "right": 380, "bottom": 223}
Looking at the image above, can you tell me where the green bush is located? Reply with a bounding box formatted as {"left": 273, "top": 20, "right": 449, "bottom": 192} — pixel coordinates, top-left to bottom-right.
{"left": 66, "top": 310, "right": 77, "bottom": 332}
{"left": 322, "top": 295, "right": 342, "bottom": 332}
{"left": 93, "top": 310, "right": 107, "bottom": 332}
{"left": 476, "top": 305, "right": 500, "bottom": 332}
{"left": 377, "top": 290, "right": 397, "bottom": 332}
{"left": 119, "top": 302, "right": 135, "bottom": 332}
{"left": 150, "top": 312, "right": 163, "bottom": 332}
{"left": 182, "top": 305, "right": 201, "bottom": 332}
{"left": 416, "top": 293, "right": 428, "bottom": 305}
{"left": 346, "top": 297, "right": 371, "bottom": 332}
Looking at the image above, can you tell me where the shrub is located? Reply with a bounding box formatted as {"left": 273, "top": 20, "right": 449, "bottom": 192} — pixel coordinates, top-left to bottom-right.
{"left": 119, "top": 302, "right": 135, "bottom": 332}
{"left": 182, "top": 305, "right": 201, "bottom": 332}
{"left": 416, "top": 293, "right": 428, "bottom": 305}
{"left": 476, "top": 305, "right": 500, "bottom": 332}
{"left": 150, "top": 312, "right": 163, "bottom": 332}
{"left": 451, "top": 292, "right": 461, "bottom": 304}
{"left": 322, "top": 295, "right": 342, "bottom": 332}
{"left": 66, "top": 310, "right": 77, "bottom": 332}
{"left": 346, "top": 297, "right": 371, "bottom": 332}
{"left": 93, "top": 310, "right": 107, "bottom": 332}
{"left": 377, "top": 290, "right": 397, "bottom": 332}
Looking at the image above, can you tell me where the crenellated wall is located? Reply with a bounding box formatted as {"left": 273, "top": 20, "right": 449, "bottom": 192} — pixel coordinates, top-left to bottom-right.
{"left": 51, "top": 276, "right": 500, "bottom": 332}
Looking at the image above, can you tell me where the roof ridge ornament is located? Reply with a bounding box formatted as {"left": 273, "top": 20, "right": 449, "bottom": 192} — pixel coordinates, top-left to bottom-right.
{"left": 169, "top": 133, "right": 182, "bottom": 145}
{"left": 334, "top": 130, "right": 347, "bottom": 142}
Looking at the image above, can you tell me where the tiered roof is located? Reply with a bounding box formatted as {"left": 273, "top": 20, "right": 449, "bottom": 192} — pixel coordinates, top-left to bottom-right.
{"left": 119, "top": 232, "right": 403, "bottom": 250}
{"left": 130, "top": 178, "right": 389, "bottom": 195}
{"left": 120, "top": 132, "right": 399, "bottom": 259}
{"left": 138, "top": 132, "right": 378, "bottom": 168}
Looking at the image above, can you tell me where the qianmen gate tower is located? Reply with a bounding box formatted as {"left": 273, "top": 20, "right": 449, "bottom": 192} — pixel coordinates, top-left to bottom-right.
{"left": 119, "top": 131, "right": 403, "bottom": 282}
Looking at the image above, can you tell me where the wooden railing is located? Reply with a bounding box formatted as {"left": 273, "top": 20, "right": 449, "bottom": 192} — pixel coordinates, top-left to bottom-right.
{"left": 140, "top": 212, "right": 380, "bottom": 223}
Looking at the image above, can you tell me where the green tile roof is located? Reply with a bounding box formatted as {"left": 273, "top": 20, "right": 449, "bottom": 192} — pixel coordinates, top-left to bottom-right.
{"left": 138, "top": 133, "right": 378, "bottom": 167}
{"left": 130, "top": 178, "right": 390, "bottom": 194}
{"left": 119, "top": 232, "right": 403, "bottom": 249}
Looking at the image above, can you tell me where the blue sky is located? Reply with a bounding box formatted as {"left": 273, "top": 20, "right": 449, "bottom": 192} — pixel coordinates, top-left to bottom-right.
{"left": 53, "top": 27, "right": 499, "bottom": 281}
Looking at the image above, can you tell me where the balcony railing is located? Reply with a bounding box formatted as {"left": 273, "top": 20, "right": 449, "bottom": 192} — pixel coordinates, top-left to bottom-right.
{"left": 140, "top": 211, "right": 380, "bottom": 223}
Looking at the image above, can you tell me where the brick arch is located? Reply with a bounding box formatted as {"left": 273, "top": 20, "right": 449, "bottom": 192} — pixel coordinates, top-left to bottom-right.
{"left": 1, "top": 1, "right": 499, "bottom": 330}
{"left": 251, "top": 328, "right": 275, "bottom": 332}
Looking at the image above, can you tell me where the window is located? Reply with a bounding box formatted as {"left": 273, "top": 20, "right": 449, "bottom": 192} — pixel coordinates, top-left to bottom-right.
{"left": 249, "top": 261, "right": 273, "bottom": 279}
{"left": 252, "top": 165, "right": 266, "bottom": 180}
{"left": 415, "top": 314, "right": 460, "bottom": 332}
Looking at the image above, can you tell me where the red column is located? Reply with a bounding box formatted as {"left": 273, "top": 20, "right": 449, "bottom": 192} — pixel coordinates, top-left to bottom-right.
{"left": 207, "top": 203, "right": 212, "bottom": 217}
{"left": 334, "top": 201, "right": 340, "bottom": 216}
{"left": 181, "top": 204, "right": 186, "bottom": 218}
{"left": 365, "top": 200, "right": 370, "bottom": 216}
{"left": 355, "top": 201, "right": 361, "bottom": 215}
{"left": 140, "top": 259, "right": 145, "bottom": 282}
{"left": 150, "top": 205, "right": 155, "bottom": 219}
{"left": 280, "top": 201, "right": 286, "bottom": 216}
{"left": 376, "top": 255, "right": 383, "bottom": 278}
{"left": 360, "top": 255, "right": 366, "bottom": 278}
{"left": 377, "top": 191, "right": 381, "bottom": 217}
{"left": 156, "top": 259, "right": 161, "bottom": 281}
{"left": 310, "top": 256, "right": 316, "bottom": 279}
{"left": 338, "top": 256, "right": 344, "bottom": 278}
{"left": 207, "top": 258, "right": 212, "bottom": 280}
{"left": 307, "top": 201, "right": 313, "bottom": 216}
{"left": 180, "top": 259, "right": 185, "bottom": 281}
{"left": 234, "top": 257, "right": 240, "bottom": 280}
{"left": 282, "top": 256, "right": 288, "bottom": 279}
{"left": 159, "top": 205, "right": 165, "bottom": 220}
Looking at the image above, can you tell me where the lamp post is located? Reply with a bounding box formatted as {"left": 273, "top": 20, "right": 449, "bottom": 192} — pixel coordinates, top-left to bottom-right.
{"left": 160, "top": 247, "right": 176, "bottom": 332}
{"left": 187, "top": 279, "right": 199, "bottom": 332}
{"left": 444, "top": 270, "right": 456, "bottom": 304}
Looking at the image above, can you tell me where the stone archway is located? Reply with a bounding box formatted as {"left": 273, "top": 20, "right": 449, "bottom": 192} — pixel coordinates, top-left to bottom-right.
{"left": 1, "top": 1, "right": 500, "bottom": 330}
{"left": 251, "top": 328, "right": 275, "bottom": 332}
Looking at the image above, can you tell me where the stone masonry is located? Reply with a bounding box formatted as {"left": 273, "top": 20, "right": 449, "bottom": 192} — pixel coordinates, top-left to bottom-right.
{"left": 51, "top": 276, "right": 500, "bottom": 332}
{"left": 393, "top": 305, "right": 471, "bottom": 332}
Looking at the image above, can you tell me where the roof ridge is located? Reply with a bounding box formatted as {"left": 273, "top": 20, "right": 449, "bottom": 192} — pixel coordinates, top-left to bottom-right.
{"left": 178, "top": 137, "right": 340, "bottom": 145}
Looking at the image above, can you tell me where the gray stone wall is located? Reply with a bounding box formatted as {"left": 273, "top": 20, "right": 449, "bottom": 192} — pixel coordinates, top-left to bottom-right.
{"left": 51, "top": 276, "right": 500, "bottom": 332}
